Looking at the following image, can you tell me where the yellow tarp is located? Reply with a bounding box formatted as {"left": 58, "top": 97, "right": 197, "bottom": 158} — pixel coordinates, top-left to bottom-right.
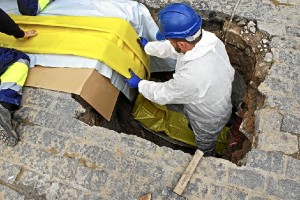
{"left": 132, "top": 94, "right": 197, "bottom": 147}
{"left": 0, "top": 15, "right": 150, "bottom": 79}
{"left": 132, "top": 94, "right": 229, "bottom": 153}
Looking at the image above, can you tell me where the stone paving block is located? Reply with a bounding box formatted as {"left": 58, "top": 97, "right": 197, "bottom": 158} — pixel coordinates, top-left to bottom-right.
{"left": 196, "top": 157, "right": 229, "bottom": 183}
{"left": 17, "top": 169, "right": 51, "bottom": 196}
{"left": 255, "top": 109, "right": 283, "bottom": 132}
{"left": 56, "top": 117, "right": 87, "bottom": 137}
{"left": 285, "top": 156, "right": 300, "bottom": 181}
{"left": 49, "top": 156, "right": 80, "bottom": 183}
{"left": 257, "top": 21, "right": 286, "bottom": 36}
{"left": 228, "top": 167, "right": 265, "bottom": 191}
{"left": 153, "top": 146, "right": 191, "bottom": 169}
{"left": 21, "top": 87, "right": 56, "bottom": 109}
{"left": 210, "top": 184, "right": 248, "bottom": 200}
{"left": 292, "top": 82, "right": 300, "bottom": 98}
{"left": 82, "top": 145, "right": 103, "bottom": 162}
{"left": 33, "top": 111, "right": 61, "bottom": 129}
{"left": 37, "top": 130, "right": 69, "bottom": 153}
{"left": 257, "top": 131, "right": 298, "bottom": 154}
{"left": 263, "top": 76, "right": 290, "bottom": 93}
{"left": 81, "top": 145, "right": 117, "bottom": 170}
{"left": 263, "top": 95, "right": 297, "bottom": 113}
{"left": 247, "top": 196, "right": 271, "bottom": 200}
{"left": 0, "top": 160, "right": 21, "bottom": 184}
{"left": 286, "top": 25, "right": 300, "bottom": 37}
{"left": 105, "top": 177, "right": 131, "bottom": 199}
{"left": 52, "top": 96, "right": 85, "bottom": 117}
{"left": 5, "top": 143, "right": 38, "bottom": 166}
{"left": 3, "top": 143, "right": 51, "bottom": 174}
{"left": 29, "top": 150, "right": 52, "bottom": 173}
{"left": 66, "top": 142, "right": 84, "bottom": 155}
{"left": 118, "top": 134, "right": 159, "bottom": 162}
{"left": 0, "top": 185, "right": 24, "bottom": 200}
{"left": 278, "top": 49, "right": 300, "bottom": 65}
{"left": 16, "top": 124, "right": 45, "bottom": 145}
{"left": 128, "top": 176, "right": 159, "bottom": 200}
{"left": 82, "top": 126, "right": 122, "bottom": 150}
{"left": 270, "top": 36, "right": 300, "bottom": 50}
{"left": 246, "top": 149, "right": 285, "bottom": 174}
{"left": 266, "top": 176, "right": 300, "bottom": 200}
{"left": 137, "top": 161, "right": 165, "bottom": 184}
{"left": 83, "top": 169, "right": 109, "bottom": 193}
{"left": 115, "top": 156, "right": 136, "bottom": 176}
{"left": 268, "top": 63, "right": 299, "bottom": 81}
{"left": 54, "top": 183, "right": 101, "bottom": 200}
{"left": 74, "top": 164, "right": 97, "bottom": 191}
{"left": 281, "top": 114, "right": 300, "bottom": 134}
{"left": 185, "top": 178, "right": 209, "bottom": 200}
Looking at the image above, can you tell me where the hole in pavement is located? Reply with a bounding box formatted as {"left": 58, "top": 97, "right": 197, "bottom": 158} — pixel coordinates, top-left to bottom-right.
{"left": 74, "top": 13, "right": 271, "bottom": 165}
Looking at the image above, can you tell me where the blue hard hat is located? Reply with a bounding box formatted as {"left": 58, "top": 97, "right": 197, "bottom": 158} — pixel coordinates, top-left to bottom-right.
{"left": 156, "top": 3, "right": 202, "bottom": 40}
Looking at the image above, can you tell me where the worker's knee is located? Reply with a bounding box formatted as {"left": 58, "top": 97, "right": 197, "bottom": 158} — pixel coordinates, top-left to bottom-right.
{"left": 17, "top": 0, "right": 53, "bottom": 16}
{"left": 195, "top": 139, "right": 216, "bottom": 157}
{"left": 194, "top": 129, "right": 220, "bottom": 157}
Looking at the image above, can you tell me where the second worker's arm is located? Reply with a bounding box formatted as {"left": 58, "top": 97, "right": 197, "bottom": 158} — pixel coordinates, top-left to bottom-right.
{"left": 0, "top": 8, "right": 37, "bottom": 39}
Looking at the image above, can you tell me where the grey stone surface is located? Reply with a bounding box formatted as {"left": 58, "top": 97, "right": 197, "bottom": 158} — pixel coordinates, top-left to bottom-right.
{"left": 228, "top": 167, "right": 266, "bottom": 191}
{"left": 285, "top": 156, "right": 300, "bottom": 181}
{"left": 0, "top": 0, "right": 299, "bottom": 199}
{"left": 247, "top": 149, "right": 285, "bottom": 174}
{"left": 266, "top": 177, "right": 300, "bottom": 200}
{"left": 281, "top": 114, "right": 300, "bottom": 134}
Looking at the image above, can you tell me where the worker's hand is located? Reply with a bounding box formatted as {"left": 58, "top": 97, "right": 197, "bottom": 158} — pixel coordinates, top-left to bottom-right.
{"left": 23, "top": 30, "right": 38, "bottom": 39}
{"left": 125, "top": 68, "right": 141, "bottom": 88}
{"left": 137, "top": 37, "right": 148, "bottom": 49}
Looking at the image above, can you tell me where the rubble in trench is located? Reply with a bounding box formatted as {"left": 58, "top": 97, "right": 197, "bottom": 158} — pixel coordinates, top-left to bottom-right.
{"left": 75, "top": 16, "right": 271, "bottom": 166}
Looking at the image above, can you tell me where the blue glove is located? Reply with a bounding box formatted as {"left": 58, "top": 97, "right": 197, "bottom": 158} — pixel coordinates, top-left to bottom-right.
{"left": 125, "top": 69, "right": 141, "bottom": 88}
{"left": 137, "top": 37, "right": 148, "bottom": 49}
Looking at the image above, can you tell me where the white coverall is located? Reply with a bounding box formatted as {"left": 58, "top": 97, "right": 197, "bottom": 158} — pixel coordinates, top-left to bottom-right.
{"left": 138, "top": 30, "right": 235, "bottom": 156}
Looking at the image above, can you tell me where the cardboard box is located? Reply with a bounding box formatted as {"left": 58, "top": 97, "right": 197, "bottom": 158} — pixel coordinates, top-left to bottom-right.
{"left": 25, "top": 66, "right": 119, "bottom": 121}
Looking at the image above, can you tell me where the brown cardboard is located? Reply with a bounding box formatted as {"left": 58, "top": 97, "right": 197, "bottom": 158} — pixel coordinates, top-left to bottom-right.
{"left": 25, "top": 66, "right": 119, "bottom": 121}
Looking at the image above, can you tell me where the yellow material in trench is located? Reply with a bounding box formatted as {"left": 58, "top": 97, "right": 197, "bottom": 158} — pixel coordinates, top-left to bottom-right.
{"left": 0, "top": 15, "right": 150, "bottom": 79}
{"left": 132, "top": 94, "right": 229, "bottom": 152}
{"left": 132, "top": 94, "right": 197, "bottom": 147}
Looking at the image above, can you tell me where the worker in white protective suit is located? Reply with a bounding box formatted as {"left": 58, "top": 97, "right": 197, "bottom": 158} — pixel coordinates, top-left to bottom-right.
{"left": 125, "top": 3, "right": 235, "bottom": 156}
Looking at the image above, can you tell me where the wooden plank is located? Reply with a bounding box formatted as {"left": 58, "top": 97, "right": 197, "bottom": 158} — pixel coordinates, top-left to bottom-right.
{"left": 139, "top": 193, "right": 152, "bottom": 200}
{"left": 173, "top": 150, "right": 204, "bottom": 195}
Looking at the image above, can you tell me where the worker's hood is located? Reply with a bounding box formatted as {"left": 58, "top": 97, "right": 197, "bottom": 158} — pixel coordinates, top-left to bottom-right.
{"left": 181, "top": 30, "right": 218, "bottom": 61}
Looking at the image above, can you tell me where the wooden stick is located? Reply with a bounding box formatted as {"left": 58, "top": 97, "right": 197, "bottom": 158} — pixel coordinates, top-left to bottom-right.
{"left": 139, "top": 193, "right": 152, "bottom": 200}
{"left": 173, "top": 150, "right": 204, "bottom": 195}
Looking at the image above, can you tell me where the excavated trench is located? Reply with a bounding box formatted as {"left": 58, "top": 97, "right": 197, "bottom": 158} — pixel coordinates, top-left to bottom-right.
{"left": 74, "top": 14, "right": 271, "bottom": 165}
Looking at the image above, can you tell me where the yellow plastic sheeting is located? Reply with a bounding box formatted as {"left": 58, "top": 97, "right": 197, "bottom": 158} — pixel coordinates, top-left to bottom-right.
{"left": 132, "top": 94, "right": 229, "bottom": 154}
{"left": 215, "top": 126, "right": 229, "bottom": 155}
{"left": 132, "top": 94, "right": 197, "bottom": 147}
{"left": 0, "top": 15, "right": 150, "bottom": 79}
{"left": 0, "top": 62, "right": 28, "bottom": 86}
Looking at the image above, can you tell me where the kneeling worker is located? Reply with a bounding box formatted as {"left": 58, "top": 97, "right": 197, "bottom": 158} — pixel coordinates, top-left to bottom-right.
{"left": 0, "top": 8, "right": 37, "bottom": 146}
{"left": 126, "top": 3, "right": 235, "bottom": 156}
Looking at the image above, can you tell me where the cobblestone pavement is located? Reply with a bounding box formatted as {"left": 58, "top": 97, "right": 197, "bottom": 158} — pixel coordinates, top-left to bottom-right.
{"left": 1, "top": 0, "right": 300, "bottom": 199}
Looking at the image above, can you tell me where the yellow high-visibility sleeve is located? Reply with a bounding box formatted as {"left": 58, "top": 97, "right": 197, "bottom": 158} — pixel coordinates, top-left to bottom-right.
{"left": 39, "top": 0, "right": 51, "bottom": 10}
{"left": 0, "top": 62, "right": 29, "bottom": 86}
